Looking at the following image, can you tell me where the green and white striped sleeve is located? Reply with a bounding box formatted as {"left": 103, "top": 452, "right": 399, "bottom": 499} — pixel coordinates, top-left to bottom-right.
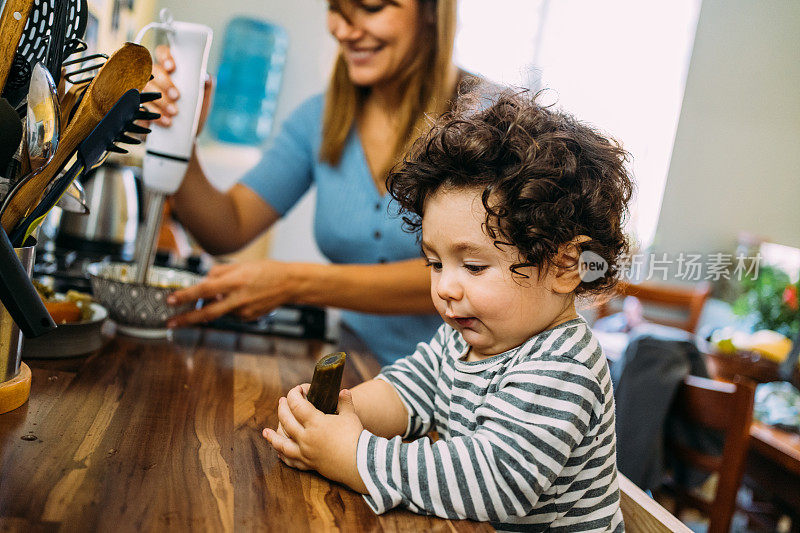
{"left": 356, "top": 359, "right": 603, "bottom": 525}
{"left": 375, "top": 324, "right": 448, "bottom": 439}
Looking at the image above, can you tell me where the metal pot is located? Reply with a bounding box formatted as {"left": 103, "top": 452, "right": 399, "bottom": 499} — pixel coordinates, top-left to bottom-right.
{"left": 56, "top": 162, "right": 141, "bottom": 258}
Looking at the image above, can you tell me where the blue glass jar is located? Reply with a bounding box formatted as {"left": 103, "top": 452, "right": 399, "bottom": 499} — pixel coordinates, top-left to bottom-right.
{"left": 207, "top": 17, "right": 288, "bottom": 145}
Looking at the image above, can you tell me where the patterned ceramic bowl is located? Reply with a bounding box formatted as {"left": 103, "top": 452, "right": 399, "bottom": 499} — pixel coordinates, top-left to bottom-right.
{"left": 87, "top": 262, "right": 201, "bottom": 337}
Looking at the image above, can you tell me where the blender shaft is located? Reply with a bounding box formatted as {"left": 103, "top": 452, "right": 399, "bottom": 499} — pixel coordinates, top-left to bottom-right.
{"left": 134, "top": 190, "right": 166, "bottom": 284}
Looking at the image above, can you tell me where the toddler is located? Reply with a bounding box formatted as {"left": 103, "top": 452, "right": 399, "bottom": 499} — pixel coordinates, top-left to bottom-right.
{"left": 264, "top": 91, "right": 633, "bottom": 532}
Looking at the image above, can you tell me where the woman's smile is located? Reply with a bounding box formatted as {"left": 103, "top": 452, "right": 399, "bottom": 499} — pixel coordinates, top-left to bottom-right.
{"left": 327, "top": 0, "right": 421, "bottom": 88}
{"left": 343, "top": 43, "right": 385, "bottom": 66}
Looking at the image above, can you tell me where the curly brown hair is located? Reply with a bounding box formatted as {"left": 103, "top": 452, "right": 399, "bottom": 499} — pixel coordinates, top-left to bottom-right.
{"left": 386, "top": 90, "right": 634, "bottom": 296}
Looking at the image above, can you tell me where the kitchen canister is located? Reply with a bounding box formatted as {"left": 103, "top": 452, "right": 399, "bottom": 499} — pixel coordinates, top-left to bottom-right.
{"left": 56, "top": 163, "right": 140, "bottom": 258}
{"left": 207, "top": 17, "right": 288, "bottom": 145}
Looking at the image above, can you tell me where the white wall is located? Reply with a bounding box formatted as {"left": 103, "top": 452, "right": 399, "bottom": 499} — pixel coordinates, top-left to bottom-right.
{"left": 156, "top": 0, "right": 335, "bottom": 262}
{"left": 653, "top": 0, "right": 800, "bottom": 257}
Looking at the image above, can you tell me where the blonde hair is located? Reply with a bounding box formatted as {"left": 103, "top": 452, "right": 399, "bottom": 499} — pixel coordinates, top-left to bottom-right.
{"left": 321, "top": 0, "right": 458, "bottom": 178}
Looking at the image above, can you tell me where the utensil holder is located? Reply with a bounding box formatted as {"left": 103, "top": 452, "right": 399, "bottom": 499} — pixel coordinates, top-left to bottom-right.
{"left": 0, "top": 241, "right": 35, "bottom": 413}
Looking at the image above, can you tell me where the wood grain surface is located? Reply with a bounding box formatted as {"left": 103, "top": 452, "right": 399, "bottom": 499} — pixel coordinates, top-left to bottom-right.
{"left": 0, "top": 329, "right": 492, "bottom": 532}
{"left": 750, "top": 420, "right": 800, "bottom": 477}
{"left": 618, "top": 473, "right": 690, "bottom": 533}
{"left": 744, "top": 420, "right": 800, "bottom": 526}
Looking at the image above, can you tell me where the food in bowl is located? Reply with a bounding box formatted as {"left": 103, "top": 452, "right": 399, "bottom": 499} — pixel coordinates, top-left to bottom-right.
{"left": 87, "top": 262, "right": 201, "bottom": 333}
{"left": 44, "top": 300, "right": 82, "bottom": 324}
{"left": 34, "top": 280, "right": 96, "bottom": 324}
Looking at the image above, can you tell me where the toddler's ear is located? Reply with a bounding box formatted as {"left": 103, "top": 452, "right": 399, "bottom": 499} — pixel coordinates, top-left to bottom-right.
{"left": 551, "top": 236, "right": 591, "bottom": 294}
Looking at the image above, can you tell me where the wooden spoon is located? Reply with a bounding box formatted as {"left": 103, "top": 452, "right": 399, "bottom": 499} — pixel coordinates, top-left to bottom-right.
{"left": 0, "top": 42, "right": 152, "bottom": 233}
{"left": 0, "top": 0, "right": 34, "bottom": 91}
{"left": 59, "top": 83, "right": 87, "bottom": 134}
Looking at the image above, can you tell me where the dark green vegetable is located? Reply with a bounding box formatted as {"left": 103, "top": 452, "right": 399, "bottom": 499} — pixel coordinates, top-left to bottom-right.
{"left": 306, "top": 352, "right": 347, "bottom": 414}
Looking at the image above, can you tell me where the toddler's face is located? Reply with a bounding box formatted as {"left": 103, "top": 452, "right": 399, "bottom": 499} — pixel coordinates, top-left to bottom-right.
{"left": 421, "top": 187, "right": 576, "bottom": 360}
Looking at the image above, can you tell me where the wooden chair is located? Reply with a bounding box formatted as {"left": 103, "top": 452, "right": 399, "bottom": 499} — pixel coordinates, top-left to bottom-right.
{"left": 663, "top": 375, "right": 756, "bottom": 533}
{"left": 619, "top": 472, "right": 692, "bottom": 533}
{"left": 595, "top": 281, "right": 712, "bottom": 334}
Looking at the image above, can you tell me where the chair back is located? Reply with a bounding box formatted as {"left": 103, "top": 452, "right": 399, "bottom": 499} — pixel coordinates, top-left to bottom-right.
{"left": 596, "top": 281, "right": 711, "bottom": 333}
{"left": 666, "top": 375, "right": 755, "bottom": 533}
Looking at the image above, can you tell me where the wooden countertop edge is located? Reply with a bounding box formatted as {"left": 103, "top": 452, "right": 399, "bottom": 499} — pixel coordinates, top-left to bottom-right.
{"left": 749, "top": 420, "right": 800, "bottom": 475}
{"left": 618, "top": 473, "right": 690, "bottom": 533}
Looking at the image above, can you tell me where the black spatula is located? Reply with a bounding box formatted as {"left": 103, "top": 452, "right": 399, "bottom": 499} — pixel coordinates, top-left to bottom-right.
{"left": 0, "top": 227, "right": 55, "bottom": 338}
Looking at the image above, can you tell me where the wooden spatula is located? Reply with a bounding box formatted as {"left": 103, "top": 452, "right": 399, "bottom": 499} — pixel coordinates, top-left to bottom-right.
{"left": 0, "top": 0, "right": 34, "bottom": 91}
{"left": 60, "top": 83, "right": 87, "bottom": 132}
{"left": 0, "top": 42, "right": 152, "bottom": 233}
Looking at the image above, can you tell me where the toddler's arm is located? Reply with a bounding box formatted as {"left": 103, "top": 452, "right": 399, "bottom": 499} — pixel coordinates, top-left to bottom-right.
{"left": 350, "top": 379, "right": 408, "bottom": 438}
{"left": 264, "top": 328, "right": 447, "bottom": 491}
{"left": 263, "top": 378, "right": 409, "bottom": 492}
{"left": 358, "top": 360, "right": 607, "bottom": 523}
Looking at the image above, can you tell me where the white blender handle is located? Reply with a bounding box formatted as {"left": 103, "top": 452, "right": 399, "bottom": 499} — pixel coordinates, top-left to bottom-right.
{"left": 136, "top": 10, "right": 212, "bottom": 195}
{"left": 132, "top": 11, "right": 213, "bottom": 285}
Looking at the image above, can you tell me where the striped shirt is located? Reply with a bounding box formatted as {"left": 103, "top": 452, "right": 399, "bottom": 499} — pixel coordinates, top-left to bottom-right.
{"left": 356, "top": 317, "right": 624, "bottom": 532}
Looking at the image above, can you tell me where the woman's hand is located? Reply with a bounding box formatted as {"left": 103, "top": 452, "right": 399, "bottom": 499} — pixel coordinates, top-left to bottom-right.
{"left": 263, "top": 384, "right": 368, "bottom": 493}
{"left": 166, "top": 259, "right": 303, "bottom": 327}
{"left": 141, "top": 45, "right": 214, "bottom": 130}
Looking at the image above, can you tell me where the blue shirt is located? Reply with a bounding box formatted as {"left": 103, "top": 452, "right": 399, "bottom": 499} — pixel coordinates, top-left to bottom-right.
{"left": 240, "top": 94, "right": 441, "bottom": 365}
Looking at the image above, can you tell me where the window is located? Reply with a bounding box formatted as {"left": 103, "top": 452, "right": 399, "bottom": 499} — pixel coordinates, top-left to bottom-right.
{"left": 454, "top": 0, "right": 702, "bottom": 250}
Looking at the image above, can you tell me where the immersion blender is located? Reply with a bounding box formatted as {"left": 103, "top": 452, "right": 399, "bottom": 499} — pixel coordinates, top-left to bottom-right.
{"left": 134, "top": 10, "right": 212, "bottom": 284}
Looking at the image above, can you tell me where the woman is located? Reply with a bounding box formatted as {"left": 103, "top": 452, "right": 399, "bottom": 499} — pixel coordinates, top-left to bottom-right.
{"left": 148, "top": 0, "right": 466, "bottom": 364}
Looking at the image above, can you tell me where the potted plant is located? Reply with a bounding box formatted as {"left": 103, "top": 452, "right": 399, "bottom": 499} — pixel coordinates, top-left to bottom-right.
{"left": 710, "top": 264, "right": 800, "bottom": 385}
{"left": 733, "top": 264, "right": 800, "bottom": 339}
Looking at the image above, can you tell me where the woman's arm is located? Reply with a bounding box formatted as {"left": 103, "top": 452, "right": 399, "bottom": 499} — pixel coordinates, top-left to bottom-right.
{"left": 144, "top": 46, "right": 279, "bottom": 255}
{"left": 292, "top": 257, "right": 435, "bottom": 314}
{"left": 168, "top": 256, "right": 435, "bottom": 326}
{"left": 169, "top": 150, "right": 279, "bottom": 255}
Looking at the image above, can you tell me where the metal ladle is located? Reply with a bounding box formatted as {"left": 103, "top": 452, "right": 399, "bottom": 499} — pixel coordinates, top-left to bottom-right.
{"left": 26, "top": 63, "right": 60, "bottom": 172}
{"left": 0, "top": 62, "right": 60, "bottom": 211}
{"left": 1, "top": 62, "right": 59, "bottom": 184}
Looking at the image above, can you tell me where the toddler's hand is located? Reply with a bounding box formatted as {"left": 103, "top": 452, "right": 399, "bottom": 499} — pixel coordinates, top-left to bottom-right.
{"left": 272, "top": 384, "right": 311, "bottom": 470}
{"left": 263, "top": 384, "right": 367, "bottom": 492}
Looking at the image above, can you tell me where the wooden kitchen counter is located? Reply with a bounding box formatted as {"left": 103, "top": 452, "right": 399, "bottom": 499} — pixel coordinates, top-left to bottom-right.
{"left": 744, "top": 420, "right": 800, "bottom": 527}
{"left": 0, "top": 328, "right": 491, "bottom": 532}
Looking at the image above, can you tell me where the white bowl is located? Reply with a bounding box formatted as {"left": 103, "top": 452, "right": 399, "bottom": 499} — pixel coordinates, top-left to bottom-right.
{"left": 23, "top": 302, "right": 108, "bottom": 359}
